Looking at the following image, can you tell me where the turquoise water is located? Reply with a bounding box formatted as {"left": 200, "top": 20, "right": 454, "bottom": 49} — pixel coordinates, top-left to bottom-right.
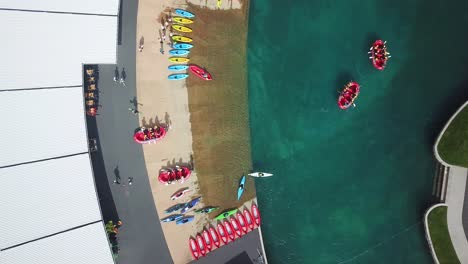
{"left": 247, "top": 0, "right": 468, "bottom": 263}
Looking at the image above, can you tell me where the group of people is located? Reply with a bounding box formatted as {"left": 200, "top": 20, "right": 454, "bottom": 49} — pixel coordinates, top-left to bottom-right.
{"left": 158, "top": 14, "right": 175, "bottom": 54}
{"left": 141, "top": 126, "right": 165, "bottom": 140}
{"left": 372, "top": 42, "right": 390, "bottom": 66}
{"left": 339, "top": 83, "right": 359, "bottom": 107}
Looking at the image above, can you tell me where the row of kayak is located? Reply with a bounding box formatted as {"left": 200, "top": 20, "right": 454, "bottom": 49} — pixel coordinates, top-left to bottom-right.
{"left": 189, "top": 203, "right": 261, "bottom": 259}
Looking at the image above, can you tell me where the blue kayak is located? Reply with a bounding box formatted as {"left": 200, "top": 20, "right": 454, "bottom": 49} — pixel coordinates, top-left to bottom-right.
{"left": 168, "top": 73, "right": 189, "bottom": 80}
{"left": 181, "top": 197, "right": 201, "bottom": 214}
{"left": 165, "top": 203, "right": 186, "bottom": 214}
{"left": 175, "top": 9, "right": 195, "bottom": 19}
{"left": 168, "top": 64, "right": 189, "bottom": 71}
{"left": 237, "top": 175, "right": 246, "bottom": 200}
{"left": 169, "top": 49, "right": 190, "bottom": 56}
{"left": 160, "top": 214, "right": 184, "bottom": 223}
{"left": 176, "top": 216, "right": 194, "bottom": 225}
{"left": 173, "top": 43, "right": 194, "bottom": 50}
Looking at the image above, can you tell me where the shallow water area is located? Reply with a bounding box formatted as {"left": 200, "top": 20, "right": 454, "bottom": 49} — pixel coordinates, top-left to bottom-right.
{"left": 248, "top": 0, "right": 468, "bottom": 263}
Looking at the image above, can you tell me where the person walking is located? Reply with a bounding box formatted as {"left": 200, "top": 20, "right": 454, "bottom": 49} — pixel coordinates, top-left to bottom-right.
{"left": 128, "top": 177, "right": 133, "bottom": 185}
{"left": 128, "top": 108, "right": 140, "bottom": 115}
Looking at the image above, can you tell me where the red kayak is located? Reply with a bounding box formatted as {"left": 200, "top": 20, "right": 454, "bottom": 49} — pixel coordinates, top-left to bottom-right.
{"left": 251, "top": 203, "right": 261, "bottom": 226}
{"left": 236, "top": 212, "right": 248, "bottom": 234}
{"left": 133, "top": 126, "right": 167, "bottom": 144}
{"left": 170, "top": 187, "right": 190, "bottom": 200}
{"left": 189, "top": 237, "right": 200, "bottom": 260}
{"left": 230, "top": 217, "right": 243, "bottom": 237}
{"left": 209, "top": 226, "right": 221, "bottom": 248}
{"left": 196, "top": 234, "right": 207, "bottom": 256}
{"left": 337, "top": 81, "right": 360, "bottom": 110}
{"left": 243, "top": 208, "right": 255, "bottom": 230}
{"left": 189, "top": 64, "right": 212, "bottom": 81}
{"left": 369, "top": 40, "right": 390, "bottom": 71}
{"left": 202, "top": 229, "right": 213, "bottom": 252}
{"left": 217, "top": 223, "right": 229, "bottom": 244}
{"left": 223, "top": 220, "right": 236, "bottom": 241}
{"left": 158, "top": 166, "right": 192, "bottom": 185}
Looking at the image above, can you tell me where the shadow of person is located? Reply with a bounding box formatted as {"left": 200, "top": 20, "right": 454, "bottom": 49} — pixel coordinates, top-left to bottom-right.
{"left": 121, "top": 68, "right": 127, "bottom": 81}
{"left": 148, "top": 117, "right": 154, "bottom": 127}
{"left": 114, "top": 165, "right": 121, "bottom": 183}
{"left": 164, "top": 112, "right": 171, "bottom": 127}
{"left": 189, "top": 153, "right": 194, "bottom": 170}
{"left": 130, "top": 96, "right": 143, "bottom": 109}
{"left": 139, "top": 36, "right": 144, "bottom": 47}
{"left": 141, "top": 117, "right": 147, "bottom": 127}
{"left": 114, "top": 67, "right": 119, "bottom": 80}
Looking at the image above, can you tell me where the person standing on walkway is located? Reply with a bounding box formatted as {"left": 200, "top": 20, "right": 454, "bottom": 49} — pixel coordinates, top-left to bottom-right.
{"left": 128, "top": 108, "right": 140, "bottom": 115}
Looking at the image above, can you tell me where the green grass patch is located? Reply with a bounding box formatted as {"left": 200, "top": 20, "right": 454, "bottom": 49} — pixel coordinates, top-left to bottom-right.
{"left": 437, "top": 105, "right": 468, "bottom": 167}
{"left": 427, "top": 206, "right": 460, "bottom": 264}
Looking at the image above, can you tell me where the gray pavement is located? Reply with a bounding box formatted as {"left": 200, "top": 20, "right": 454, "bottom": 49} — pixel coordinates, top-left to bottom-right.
{"left": 88, "top": 0, "right": 173, "bottom": 263}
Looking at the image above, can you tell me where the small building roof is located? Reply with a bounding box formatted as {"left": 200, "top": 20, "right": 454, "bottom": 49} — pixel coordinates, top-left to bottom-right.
{"left": 0, "top": 0, "right": 119, "bottom": 16}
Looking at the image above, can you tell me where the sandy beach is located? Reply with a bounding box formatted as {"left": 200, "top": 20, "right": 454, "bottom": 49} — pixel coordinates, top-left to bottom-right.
{"left": 135, "top": 0, "right": 250, "bottom": 263}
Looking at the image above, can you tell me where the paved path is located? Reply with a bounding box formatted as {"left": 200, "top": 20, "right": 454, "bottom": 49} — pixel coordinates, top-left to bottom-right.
{"left": 89, "top": 0, "right": 173, "bottom": 263}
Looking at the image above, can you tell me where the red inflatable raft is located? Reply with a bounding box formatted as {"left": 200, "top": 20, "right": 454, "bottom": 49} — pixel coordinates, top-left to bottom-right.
{"left": 202, "top": 229, "right": 213, "bottom": 252}
{"left": 158, "top": 166, "right": 192, "bottom": 185}
{"left": 243, "top": 208, "right": 255, "bottom": 230}
{"left": 209, "top": 226, "right": 221, "bottom": 248}
{"left": 217, "top": 223, "right": 229, "bottom": 244}
{"left": 230, "top": 217, "right": 243, "bottom": 238}
{"left": 236, "top": 212, "right": 248, "bottom": 234}
{"left": 369, "top": 40, "right": 390, "bottom": 71}
{"left": 337, "top": 81, "right": 360, "bottom": 110}
{"left": 189, "top": 64, "right": 212, "bottom": 81}
{"left": 223, "top": 220, "right": 236, "bottom": 241}
{"left": 196, "top": 234, "right": 207, "bottom": 256}
{"left": 251, "top": 203, "right": 261, "bottom": 227}
{"left": 189, "top": 237, "right": 200, "bottom": 259}
{"left": 133, "top": 126, "right": 167, "bottom": 144}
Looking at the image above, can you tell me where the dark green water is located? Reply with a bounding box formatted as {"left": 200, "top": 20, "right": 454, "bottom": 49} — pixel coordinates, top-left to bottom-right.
{"left": 247, "top": 0, "right": 468, "bottom": 263}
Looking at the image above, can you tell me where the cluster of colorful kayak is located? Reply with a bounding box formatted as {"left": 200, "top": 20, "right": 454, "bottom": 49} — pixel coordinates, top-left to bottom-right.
{"left": 189, "top": 202, "right": 261, "bottom": 260}
{"left": 167, "top": 9, "right": 213, "bottom": 81}
{"left": 161, "top": 196, "right": 201, "bottom": 225}
{"left": 158, "top": 166, "right": 192, "bottom": 185}
{"left": 337, "top": 40, "right": 390, "bottom": 110}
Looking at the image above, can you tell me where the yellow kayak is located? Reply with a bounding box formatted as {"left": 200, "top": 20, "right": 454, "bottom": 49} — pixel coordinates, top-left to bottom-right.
{"left": 172, "top": 35, "right": 193, "bottom": 43}
{"left": 169, "top": 57, "right": 190, "bottom": 63}
{"left": 173, "top": 17, "right": 193, "bottom": 24}
{"left": 217, "top": 0, "right": 222, "bottom": 8}
{"left": 172, "top": 25, "right": 193, "bottom": 33}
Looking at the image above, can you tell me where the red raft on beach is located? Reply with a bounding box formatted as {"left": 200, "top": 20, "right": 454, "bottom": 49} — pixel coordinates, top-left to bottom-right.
{"left": 369, "top": 40, "right": 390, "bottom": 70}
{"left": 133, "top": 126, "right": 167, "bottom": 144}
{"left": 189, "top": 64, "right": 212, "bottom": 81}
{"left": 337, "top": 81, "right": 360, "bottom": 110}
{"left": 189, "top": 237, "right": 200, "bottom": 259}
{"left": 158, "top": 166, "right": 192, "bottom": 185}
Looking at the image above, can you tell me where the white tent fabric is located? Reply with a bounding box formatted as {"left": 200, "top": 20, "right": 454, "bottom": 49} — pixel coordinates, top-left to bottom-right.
{"left": 0, "top": 222, "right": 114, "bottom": 264}
{"left": 0, "top": 10, "right": 117, "bottom": 90}
{"left": 0, "top": 87, "right": 89, "bottom": 167}
{"left": 0, "top": 0, "right": 119, "bottom": 15}
{"left": 0, "top": 154, "right": 103, "bottom": 249}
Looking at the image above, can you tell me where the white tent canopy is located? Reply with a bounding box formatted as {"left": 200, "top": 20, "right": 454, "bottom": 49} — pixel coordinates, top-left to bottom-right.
{"left": 0, "top": 0, "right": 119, "bottom": 16}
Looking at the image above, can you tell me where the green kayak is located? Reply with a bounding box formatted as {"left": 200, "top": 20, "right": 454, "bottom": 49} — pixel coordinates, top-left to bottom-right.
{"left": 214, "top": 208, "right": 237, "bottom": 220}
{"left": 195, "top": 206, "right": 219, "bottom": 214}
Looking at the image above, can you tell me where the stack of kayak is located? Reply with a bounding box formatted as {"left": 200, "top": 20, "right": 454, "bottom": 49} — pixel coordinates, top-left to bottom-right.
{"left": 167, "top": 9, "right": 213, "bottom": 81}
{"left": 189, "top": 202, "right": 261, "bottom": 260}
{"left": 158, "top": 165, "right": 192, "bottom": 185}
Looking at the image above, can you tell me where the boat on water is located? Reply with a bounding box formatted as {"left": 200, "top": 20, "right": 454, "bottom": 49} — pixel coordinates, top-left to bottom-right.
{"left": 243, "top": 208, "right": 255, "bottom": 230}
{"left": 181, "top": 197, "right": 201, "bottom": 214}
{"left": 217, "top": 223, "right": 229, "bottom": 244}
{"left": 168, "top": 64, "right": 189, "bottom": 71}
{"left": 133, "top": 126, "right": 167, "bottom": 144}
{"left": 172, "top": 35, "right": 193, "bottom": 43}
{"left": 175, "top": 8, "right": 195, "bottom": 19}
{"left": 209, "top": 226, "right": 221, "bottom": 248}
{"left": 337, "top": 81, "right": 360, "bottom": 110}
{"left": 189, "top": 237, "right": 200, "bottom": 259}
{"left": 158, "top": 166, "right": 192, "bottom": 185}
{"left": 173, "top": 16, "right": 193, "bottom": 24}
{"left": 160, "top": 214, "right": 183, "bottom": 223}
{"left": 195, "top": 206, "right": 219, "bottom": 214}
{"left": 237, "top": 175, "right": 246, "bottom": 200}
{"left": 172, "top": 24, "right": 193, "bottom": 33}
{"left": 214, "top": 208, "right": 237, "bottom": 220}
{"left": 230, "top": 217, "right": 243, "bottom": 237}
{"left": 202, "top": 229, "right": 213, "bottom": 251}
{"left": 173, "top": 43, "right": 193, "bottom": 50}
{"left": 223, "top": 220, "right": 236, "bottom": 241}
{"left": 169, "top": 57, "right": 190, "bottom": 63}
{"left": 248, "top": 172, "right": 273, "bottom": 178}
{"left": 176, "top": 216, "right": 194, "bottom": 225}
{"left": 189, "top": 64, "right": 212, "bottom": 80}
{"left": 168, "top": 73, "right": 189, "bottom": 80}
{"left": 170, "top": 187, "right": 190, "bottom": 200}
{"left": 196, "top": 234, "right": 207, "bottom": 256}
{"left": 165, "top": 203, "right": 186, "bottom": 214}
{"left": 251, "top": 203, "right": 261, "bottom": 226}
{"left": 369, "top": 40, "right": 390, "bottom": 71}
{"left": 169, "top": 49, "right": 190, "bottom": 56}
{"left": 236, "top": 212, "right": 248, "bottom": 234}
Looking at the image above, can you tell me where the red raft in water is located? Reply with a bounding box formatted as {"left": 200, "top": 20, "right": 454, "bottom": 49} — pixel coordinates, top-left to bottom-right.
{"left": 158, "top": 166, "right": 192, "bottom": 185}
{"left": 369, "top": 40, "right": 390, "bottom": 70}
{"left": 189, "top": 64, "right": 212, "bottom": 81}
{"left": 133, "top": 126, "right": 167, "bottom": 144}
{"left": 337, "top": 81, "right": 360, "bottom": 110}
